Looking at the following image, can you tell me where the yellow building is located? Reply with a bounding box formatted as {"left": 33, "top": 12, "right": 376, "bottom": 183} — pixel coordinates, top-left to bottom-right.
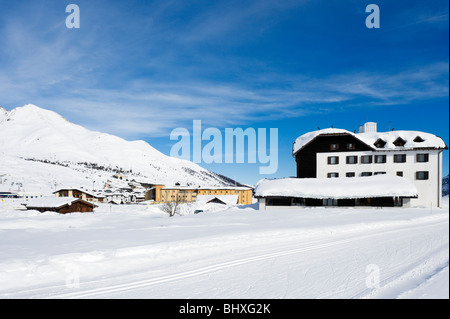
{"left": 145, "top": 185, "right": 253, "bottom": 205}
{"left": 197, "top": 187, "right": 253, "bottom": 205}
{"left": 161, "top": 187, "right": 198, "bottom": 203}
{"left": 145, "top": 184, "right": 165, "bottom": 202}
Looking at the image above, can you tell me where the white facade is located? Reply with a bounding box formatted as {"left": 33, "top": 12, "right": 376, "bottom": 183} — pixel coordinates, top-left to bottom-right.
{"left": 316, "top": 146, "right": 443, "bottom": 207}
{"left": 291, "top": 122, "right": 447, "bottom": 208}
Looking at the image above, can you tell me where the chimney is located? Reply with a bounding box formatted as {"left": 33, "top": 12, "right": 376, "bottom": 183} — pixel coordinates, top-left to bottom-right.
{"left": 358, "top": 122, "right": 377, "bottom": 133}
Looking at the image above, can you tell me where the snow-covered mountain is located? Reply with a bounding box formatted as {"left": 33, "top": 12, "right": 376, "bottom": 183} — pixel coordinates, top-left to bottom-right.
{"left": 0, "top": 104, "right": 240, "bottom": 195}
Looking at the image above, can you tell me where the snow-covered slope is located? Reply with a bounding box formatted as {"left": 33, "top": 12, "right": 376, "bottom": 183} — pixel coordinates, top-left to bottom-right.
{"left": 0, "top": 104, "right": 237, "bottom": 194}
{"left": 0, "top": 106, "right": 7, "bottom": 122}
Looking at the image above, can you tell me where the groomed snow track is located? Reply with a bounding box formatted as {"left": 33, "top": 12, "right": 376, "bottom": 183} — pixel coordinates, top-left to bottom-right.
{"left": 2, "top": 212, "right": 447, "bottom": 299}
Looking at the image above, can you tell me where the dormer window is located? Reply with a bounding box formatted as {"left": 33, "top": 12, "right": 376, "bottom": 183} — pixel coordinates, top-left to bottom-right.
{"left": 413, "top": 136, "right": 425, "bottom": 143}
{"left": 374, "top": 138, "right": 386, "bottom": 148}
{"left": 330, "top": 143, "right": 339, "bottom": 151}
{"left": 393, "top": 137, "right": 406, "bottom": 147}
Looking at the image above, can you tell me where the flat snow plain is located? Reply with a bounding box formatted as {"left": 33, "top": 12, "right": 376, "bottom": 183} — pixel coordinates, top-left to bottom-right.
{"left": 0, "top": 198, "right": 448, "bottom": 299}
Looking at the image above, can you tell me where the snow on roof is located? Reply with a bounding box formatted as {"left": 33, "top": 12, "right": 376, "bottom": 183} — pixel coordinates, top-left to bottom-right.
{"left": 292, "top": 128, "right": 357, "bottom": 155}
{"left": 254, "top": 175, "right": 418, "bottom": 199}
{"left": 204, "top": 186, "right": 252, "bottom": 190}
{"left": 53, "top": 188, "right": 105, "bottom": 198}
{"left": 163, "top": 186, "right": 252, "bottom": 190}
{"left": 196, "top": 195, "right": 239, "bottom": 205}
{"left": 24, "top": 197, "right": 96, "bottom": 208}
{"left": 357, "top": 130, "right": 447, "bottom": 150}
{"left": 292, "top": 127, "right": 447, "bottom": 155}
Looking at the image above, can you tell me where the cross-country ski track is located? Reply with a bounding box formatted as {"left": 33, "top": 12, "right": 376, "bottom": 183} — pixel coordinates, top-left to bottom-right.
{"left": 1, "top": 209, "right": 447, "bottom": 299}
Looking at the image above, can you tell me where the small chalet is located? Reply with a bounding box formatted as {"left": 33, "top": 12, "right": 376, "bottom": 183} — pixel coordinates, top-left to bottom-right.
{"left": 25, "top": 197, "right": 97, "bottom": 214}
{"left": 53, "top": 188, "right": 105, "bottom": 203}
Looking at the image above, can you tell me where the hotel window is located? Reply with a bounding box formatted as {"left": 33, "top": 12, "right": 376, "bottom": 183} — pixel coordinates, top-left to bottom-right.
{"left": 323, "top": 198, "right": 338, "bottom": 206}
{"left": 361, "top": 172, "right": 373, "bottom": 177}
{"left": 394, "top": 154, "right": 406, "bottom": 163}
{"left": 327, "top": 172, "right": 339, "bottom": 178}
{"left": 327, "top": 156, "right": 339, "bottom": 165}
{"left": 416, "top": 171, "right": 429, "bottom": 180}
{"left": 330, "top": 143, "right": 339, "bottom": 151}
{"left": 396, "top": 171, "right": 403, "bottom": 177}
{"left": 361, "top": 155, "right": 373, "bottom": 164}
{"left": 346, "top": 156, "right": 358, "bottom": 164}
{"left": 374, "top": 155, "right": 386, "bottom": 164}
{"left": 347, "top": 143, "right": 356, "bottom": 150}
{"left": 416, "top": 153, "right": 429, "bottom": 163}
{"left": 346, "top": 172, "right": 355, "bottom": 177}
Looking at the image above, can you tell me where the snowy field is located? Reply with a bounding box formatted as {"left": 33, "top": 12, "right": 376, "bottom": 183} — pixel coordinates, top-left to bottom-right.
{"left": 0, "top": 198, "right": 448, "bottom": 299}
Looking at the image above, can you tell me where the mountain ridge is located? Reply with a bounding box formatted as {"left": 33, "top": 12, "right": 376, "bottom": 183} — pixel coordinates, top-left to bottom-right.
{"left": 0, "top": 104, "right": 244, "bottom": 195}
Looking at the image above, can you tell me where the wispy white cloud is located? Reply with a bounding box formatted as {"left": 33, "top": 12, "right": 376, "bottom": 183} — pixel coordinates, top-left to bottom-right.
{"left": 3, "top": 61, "right": 446, "bottom": 139}
{"left": 173, "top": 0, "right": 306, "bottom": 44}
{"left": 322, "top": 63, "right": 449, "bottom": 104}
{"left": 0, "top": 0, "right": 448, "bottom": 140}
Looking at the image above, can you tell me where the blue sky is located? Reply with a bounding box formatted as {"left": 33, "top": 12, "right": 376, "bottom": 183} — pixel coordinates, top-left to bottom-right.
{"left": 0, "top": 0, "right": 448, "bottom": 185}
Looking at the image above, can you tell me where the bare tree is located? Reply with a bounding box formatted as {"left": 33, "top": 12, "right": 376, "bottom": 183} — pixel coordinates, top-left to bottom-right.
{"left": 161, "top": 192, "right": 189, "bottom": 217}
{"left": 161, "top": 201, "right": 180, "bottom": 217}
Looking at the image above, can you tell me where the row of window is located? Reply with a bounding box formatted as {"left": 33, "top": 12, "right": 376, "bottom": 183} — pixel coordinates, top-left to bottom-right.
{"left": 166, "top": 190, "right": 242, "bottom": 195}
{"left": 330, "top": 136, "right": 424, "bottom": 151}
{"left": 327, "top": 153, "right": 429, "bottom": 165}
{"left": 166, "top": 191, "right": 247, "bottom": 198}
{"left": 330, "top": 143, "right": 356, "bottom": 151}
{"left": 327, "top": 171, "right": 429, "bottom": 180}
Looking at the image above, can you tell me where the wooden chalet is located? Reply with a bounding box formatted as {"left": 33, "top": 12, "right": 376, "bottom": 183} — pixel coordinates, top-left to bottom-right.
{"left": 25, "top": 197, "right": 97, "bottom": 214}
